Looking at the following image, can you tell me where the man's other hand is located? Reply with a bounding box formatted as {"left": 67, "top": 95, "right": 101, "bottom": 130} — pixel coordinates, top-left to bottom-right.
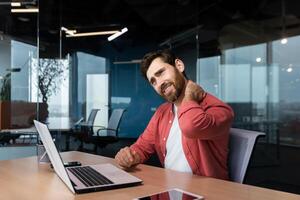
{"left": 115, "top": 146, "right": 140, "bottom": 168}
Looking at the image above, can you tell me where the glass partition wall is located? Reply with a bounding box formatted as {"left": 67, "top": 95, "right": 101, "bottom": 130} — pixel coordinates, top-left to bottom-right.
{"left": 197, "top": 35, "right": 300, "bottom": 147}
{"left": 1, "top": 1, "right": 299, "bottom": 151}
{"left": 0, "top": 0, "right": 39, "bottom": 159}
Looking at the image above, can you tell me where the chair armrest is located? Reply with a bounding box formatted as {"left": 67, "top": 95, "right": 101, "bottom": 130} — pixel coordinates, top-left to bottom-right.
{"left": 74, "top": 117, "right": 84, "bottom": 126}
{"left": 96, "top": 128, "right": 117, "bottom": 136}
{"left": 94, "top": 125, "right": 105, "bottom": 129}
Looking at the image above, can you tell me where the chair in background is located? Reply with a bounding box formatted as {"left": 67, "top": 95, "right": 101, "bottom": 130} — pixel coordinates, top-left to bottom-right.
{"left": 74, "top": 109, "right": 100, "bottom": 129}
{"left": 71, "top": 109, "right": 100, "bottom": 150}
{"left": 89, "top": 108, "right": 125, "bottom": 153}
{"left": 228, "top": 128, "right": 265, "bottom": 183}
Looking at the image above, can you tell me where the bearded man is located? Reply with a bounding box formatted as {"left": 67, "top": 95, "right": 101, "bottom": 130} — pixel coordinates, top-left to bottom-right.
{"left": 115, "top": 49, "right": 234, "bottom": 180}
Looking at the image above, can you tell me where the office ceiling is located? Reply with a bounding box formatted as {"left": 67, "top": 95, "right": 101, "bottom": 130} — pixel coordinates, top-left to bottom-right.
{"left": 1, "top": 0, "right": 300, "bottom": 57}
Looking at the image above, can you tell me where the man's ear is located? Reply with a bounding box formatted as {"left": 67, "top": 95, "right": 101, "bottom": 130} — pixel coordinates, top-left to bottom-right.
{"left": 175, "top": 59, "right": 185, "bottom": 72}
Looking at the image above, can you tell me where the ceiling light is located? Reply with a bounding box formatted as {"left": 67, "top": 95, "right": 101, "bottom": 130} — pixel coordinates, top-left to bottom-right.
{"left": 66, "top": 30, "right": 76, "bottom": 36}
{"left": 18, "top": 17, "right": 30, "bottom": 22}
{"left": 280, "top": 38, "right": 288, "bottom": 44}
{"left": 61, "top": 27, "right": 76, "bottom": 35}
{"left": 287, "top": 67, "right": 293, "bottom": 72}
{"left": 0, "top": 1, "right": 37, "bottom": 6}
{"left": 11, "top": 2, "right": 21, "bottom": 7}
{"left": 11, "top": 8, "right": 39, "bottom": 13}
{"left": 113, "top": 59, "right": 141, "bottom": 64}
{"left": 61, "top": 27, "right": 69, "bottom": 32}
{"left": 61, "top": 27, "right": 124, "bottom": 38}
{"left": 66, "top": 30, "right": 118, "bottom": 37}
{"left": 107, "top": 27, "right": 128, "bottom": 41}
{"left": 256, "top": 57, "right": 262, "bottom": 62}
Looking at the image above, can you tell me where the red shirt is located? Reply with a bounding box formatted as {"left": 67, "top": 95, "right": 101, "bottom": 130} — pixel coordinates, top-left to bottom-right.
{"left": 131, "top": 93, "right": 234, "bottom": 180}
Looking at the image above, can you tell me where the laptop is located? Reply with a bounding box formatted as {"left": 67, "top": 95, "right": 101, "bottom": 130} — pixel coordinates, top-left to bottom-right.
{"left": 34, "top": 120, "right": 142, "bottom": 194}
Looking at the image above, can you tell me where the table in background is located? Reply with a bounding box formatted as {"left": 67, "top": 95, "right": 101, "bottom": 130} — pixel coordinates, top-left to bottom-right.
{"left": 0, "top": 151, "right": 299, "bottom": 200}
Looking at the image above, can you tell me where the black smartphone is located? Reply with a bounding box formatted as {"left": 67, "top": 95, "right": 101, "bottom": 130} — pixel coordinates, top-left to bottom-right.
{"left": 50, "top": 161, "right": 81, "bottom": 168}
{"left": 64, "top": 161, "right": 82, "bottom": 167}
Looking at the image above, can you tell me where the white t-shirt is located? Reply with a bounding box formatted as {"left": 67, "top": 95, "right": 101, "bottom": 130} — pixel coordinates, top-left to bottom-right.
{"left": 164, "top": 105, "right": 192, "bottom": 173}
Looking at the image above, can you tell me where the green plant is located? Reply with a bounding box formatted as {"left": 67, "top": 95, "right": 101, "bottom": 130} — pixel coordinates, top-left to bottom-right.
{"left": 37, "top": 59, "right": 68, "bottom": 103}
{"left": 0, "top": 73, "right": 11, "bottom": 101}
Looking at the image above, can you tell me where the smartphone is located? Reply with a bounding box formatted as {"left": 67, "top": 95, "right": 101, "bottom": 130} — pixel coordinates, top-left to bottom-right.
{"left": 133, "top": 188, "right": 204, "bottom": 200}
{"left": 50, "top": 161, "right": 81, "bottom": 168}
{"left": 63, "top": 161, "right": 82, "bottom": 167}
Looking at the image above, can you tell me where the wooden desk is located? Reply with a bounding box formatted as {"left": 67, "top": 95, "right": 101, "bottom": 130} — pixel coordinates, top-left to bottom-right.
{"left": 0, "top": 151, "right": 299, "bottom": 200}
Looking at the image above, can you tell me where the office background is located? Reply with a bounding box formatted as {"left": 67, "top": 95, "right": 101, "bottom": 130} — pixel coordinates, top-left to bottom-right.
{"left": 0, "top": 0, "right": 300, "bottom": 194}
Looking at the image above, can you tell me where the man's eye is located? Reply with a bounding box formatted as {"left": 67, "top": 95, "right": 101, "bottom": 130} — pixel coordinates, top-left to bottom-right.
{"left": 150, "top": 79, "right": 156, "bottom": 86}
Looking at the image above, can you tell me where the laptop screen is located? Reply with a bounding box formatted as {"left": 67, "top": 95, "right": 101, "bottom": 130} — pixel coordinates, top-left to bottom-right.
{"left": 34, "top": 120, "right": 75, "bottom": 193}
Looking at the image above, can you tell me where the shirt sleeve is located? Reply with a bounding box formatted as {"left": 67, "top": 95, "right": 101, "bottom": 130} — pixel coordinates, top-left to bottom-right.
{"left": 177, "top": 94, "right": 234, "bottom": 139}
{"left": 130, "top": 110, "right": 159, "bottom": 163}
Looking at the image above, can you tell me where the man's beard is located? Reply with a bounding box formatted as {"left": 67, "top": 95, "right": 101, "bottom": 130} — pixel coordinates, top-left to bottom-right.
{"left": 160, "top": 72, "right": 185, "bottom": 103}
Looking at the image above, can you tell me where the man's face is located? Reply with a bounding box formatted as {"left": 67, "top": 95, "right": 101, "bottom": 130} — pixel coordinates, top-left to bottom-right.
{"left": 146, "top": 57, "right": 186, "bottom": 103}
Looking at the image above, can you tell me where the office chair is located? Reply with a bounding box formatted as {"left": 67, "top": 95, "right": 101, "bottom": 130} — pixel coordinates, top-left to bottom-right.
{"left": 90, "top": 108, "right": 125, "bottom": 153}
{"left": 71, "top": 109, "right": 100, "bottom": 150}
{"left": 228, "top": 128, "right": 265, "bottom": 183}
{"left": 0, "top": 133, "right": 12, "bottom": 146}
{"left": 74, "top": 109, "right": 100, "bottom": 129}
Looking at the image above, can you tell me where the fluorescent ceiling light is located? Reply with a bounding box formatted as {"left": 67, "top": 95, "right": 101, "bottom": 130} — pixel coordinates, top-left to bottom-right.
{"left": 66, "top": 30, "right": 76, "bottom": 35}
{"left": 61, "top": 27, "right": 76, "bottom": 35}
{"left": 113, "top": 59, "right": 141, "bottom": 64}
{"left": 11, "top": 2, "right": 21, "bottom": 7}
{"left": 11, "top": 8, "right": 39, "bottom": 13}
{"left": 66, "top": 30, "right": 118, "bottom": 37}
{"left": 107, "top": 27, "right": 128, "bottom": 41}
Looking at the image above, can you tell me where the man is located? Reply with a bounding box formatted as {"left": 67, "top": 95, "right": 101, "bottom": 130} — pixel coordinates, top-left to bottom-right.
{"left": 115, "top": 49, "right": 234, "bottom": 180}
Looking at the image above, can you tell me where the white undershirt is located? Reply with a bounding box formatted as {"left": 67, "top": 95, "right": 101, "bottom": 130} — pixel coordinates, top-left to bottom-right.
{"left": 164, "top": 105, "right": 192, "bottom": 173}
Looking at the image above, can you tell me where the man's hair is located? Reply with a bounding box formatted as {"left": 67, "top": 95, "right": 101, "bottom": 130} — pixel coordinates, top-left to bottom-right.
{"left": 140, "top": 49, "right": 186, "bottom": 80}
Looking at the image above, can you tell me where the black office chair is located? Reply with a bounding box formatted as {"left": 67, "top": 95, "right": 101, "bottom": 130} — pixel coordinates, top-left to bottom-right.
{"left": 89, "top": 108, "right": 125, "bottom": 153}
{"left": 0, "top": 132, "right": 13, "bottom": 146}
{"left": 71, "top": 109, "right": 100, "bottom": 150}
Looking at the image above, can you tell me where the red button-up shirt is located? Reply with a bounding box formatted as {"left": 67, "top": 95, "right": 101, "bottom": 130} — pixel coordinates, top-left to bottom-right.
{"left": 131, "top": 93, "right": 234, "bottom": 180}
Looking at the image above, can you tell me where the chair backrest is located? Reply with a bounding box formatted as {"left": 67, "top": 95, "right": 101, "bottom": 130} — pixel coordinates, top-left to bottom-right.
{"left": 228, "top": 128, "right": 265, "bottom": 183}
{"left": 107, "top": 108, "right": 125, "bottom": 136}
{"left": 87, "top": 109, "right": 100, "bottom": 126}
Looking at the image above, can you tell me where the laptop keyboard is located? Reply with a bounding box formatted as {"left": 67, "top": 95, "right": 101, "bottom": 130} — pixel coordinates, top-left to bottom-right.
{"left": 68, "top": 166, "right": 114, "bottom": 187}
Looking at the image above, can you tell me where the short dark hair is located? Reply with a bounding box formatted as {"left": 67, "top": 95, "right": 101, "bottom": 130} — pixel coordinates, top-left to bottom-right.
{"left": 140, "top": 49, "right": 177, "bottom": 80}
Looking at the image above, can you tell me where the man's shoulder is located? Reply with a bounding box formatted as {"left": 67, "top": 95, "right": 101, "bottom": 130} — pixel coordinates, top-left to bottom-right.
{"left": 204, "top": 93, "right": 233, "bottom": 112}
{"left": 204, "top": 93, "right": 226, "bottom": 104}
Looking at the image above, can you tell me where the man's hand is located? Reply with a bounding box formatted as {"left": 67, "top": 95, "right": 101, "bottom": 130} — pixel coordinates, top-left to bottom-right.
{"left": 182, "top": 80, "right": 206, "bottom": 103}
{"left": 115, "top": 147, "right": 141, "bottom": 168}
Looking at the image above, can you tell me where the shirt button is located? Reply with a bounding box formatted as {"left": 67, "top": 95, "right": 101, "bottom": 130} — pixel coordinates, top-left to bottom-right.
{"left": 169, "top": 120, "right": 172, "bottom": 123}
{"left": 163, "top": 137, "right": 166, "bottom": 141}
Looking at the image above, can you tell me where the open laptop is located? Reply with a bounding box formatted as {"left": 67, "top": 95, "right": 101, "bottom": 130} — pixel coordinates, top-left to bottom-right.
{"left": 34, "top": 120, "right": 142, "bottom": 194}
